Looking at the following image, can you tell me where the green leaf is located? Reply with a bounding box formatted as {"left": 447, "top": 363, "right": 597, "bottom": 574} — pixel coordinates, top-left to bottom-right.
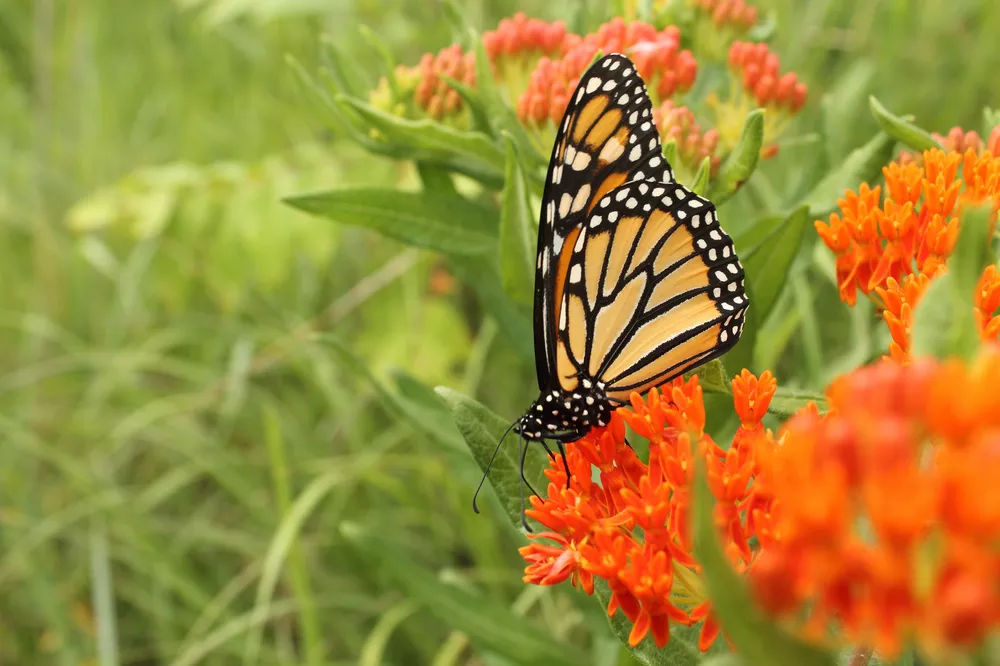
{"left": 663, "top": 140, "right": 680, "bottom": 170}
{"left": 340, "top": 523, "right": 588, "bottom": 666}
{"left": 593, "top": 579, "right": 702, "bottom": 666}
{"left": 686, "top": 358, "right": 730, "bottom": 395}
{"left": 708, "top": 109, "right": 764, "bottom": 205}
{"left": 416, "top": 161, "right": 458, "bottom": 195}
{"left": 732, "top": 213, "right": 784, "bottom": 258}
{"left": 699, "top": 656, "right": 747, "bottom": 666}
{"left": 869, "top": 96, "right": 942, "bottom": 152}
{"left": 341, "top": 97, "right": 505, "bottom": 173}
{"left": 983, "top": 107, "right": 1000, "bottom": 138}
{"left": 911, "top": 204, "right": 994, "bottom": 361}
{"left": 767, "top": 386, "right": 828, "bottom": 418}
{"left": 435, "top": 388, "right": 549, "bottom": 533}
{"left": 499, "top": 135, "right": 537, "bottom": 306}
{"left": 690, "top": 156, "right": 712, "bottom": 196}
{"left": 284, "top": 187, "right": 497, "bottom": 256}
{"left": 691, "top": 464, "right": 837, "bottom": 666}
{"left": 799, "top": 131, "right": 895, "bottom": 217}
{"left": 951, "top": 203, "right": 994, "bottom": 299}
{"left": 820, "top": 60, "right": 875, "bottom": 164}
{"left": 742, "top": 205, "right": 810, "bottom": 326}
{"left": 439, "top": 74, "right": 493, "bottom": 135}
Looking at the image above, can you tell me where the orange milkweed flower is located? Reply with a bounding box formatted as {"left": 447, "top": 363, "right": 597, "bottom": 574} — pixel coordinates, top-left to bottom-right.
{"left": 519, "top": 371, "right": 777, "bottom": 651}
{"left": 897, "top": 124, "right": 1000, "bottom": 165}
{"left": 653, "top": 100, "right": 722, "bottom": 183}
{"left": 816, "top": 148, "right": 1000, "bottom": 306}
{"left": 711, "top": 41, "right": 807, "bottom": 157}
{"left": 517, "top": 20, "right": 697, "bottom": 133}
{"left": 747, "top": 351, "right": 1000, "bottom": 659}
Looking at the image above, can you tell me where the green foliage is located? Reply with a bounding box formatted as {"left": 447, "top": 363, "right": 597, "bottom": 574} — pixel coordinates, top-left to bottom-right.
{"left": 911, "top": 204, "right": 995, "bottom": 361}
{"left": 3, "top": 1, "right": 1000, "bottom": 665}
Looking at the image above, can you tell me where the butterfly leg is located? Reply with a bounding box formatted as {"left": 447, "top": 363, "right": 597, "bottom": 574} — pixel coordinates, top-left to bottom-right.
{"left": 517, "top": 435, "right": 532, "bottom": 533}
{"left": 555, "top": 440, "right": 572, "bottom": 490}
{"left": 518, "top": 438, "right": 540, "bottom": 498}
{"left": 538, "top": 439, "right": 558, "bottom": 461}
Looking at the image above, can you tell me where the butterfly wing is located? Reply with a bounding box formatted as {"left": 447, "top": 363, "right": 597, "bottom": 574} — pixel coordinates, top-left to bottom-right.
{"left": 533, "top": 53, "right": 675, "bottom": 392}
{"left": 553, "top": 179, "right": 747, "bottom": 401}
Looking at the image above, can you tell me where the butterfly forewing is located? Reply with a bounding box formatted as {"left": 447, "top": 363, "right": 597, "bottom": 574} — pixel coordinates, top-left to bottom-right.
{"left": 554, "top": 180, "right": 747, "bottom": 401}
{"left": 534, "top": 53, "right": 675, "bottom": 392}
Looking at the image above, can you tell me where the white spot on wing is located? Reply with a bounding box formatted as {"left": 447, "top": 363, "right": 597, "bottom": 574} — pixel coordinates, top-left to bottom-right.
{"left": 586, "top": 77, "right": 601, "bottom": 93}
{"left": 598, "top": 135, "right": 624, "bottom": 163}
{"left": 559, "top": 192, "right": 572, "bottom": 218}
{"left": 628, "top": 145, "right": 642, "bottom": 161}
{"left": 569, "top": 264, "right": 582, "bottom": 283}
{"left": 572, "top": 150, "right": 593, "bottom": 170}
{"left": 571, "top": 184, "right": 592, "bottom": 213}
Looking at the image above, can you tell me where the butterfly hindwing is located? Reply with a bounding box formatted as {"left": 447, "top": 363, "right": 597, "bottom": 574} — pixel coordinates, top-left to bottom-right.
{"left": 534, "top": 53, "right": 675, "bottom": 392}
{"left": 554, "top": 179, "right": 747, "bottom": 401}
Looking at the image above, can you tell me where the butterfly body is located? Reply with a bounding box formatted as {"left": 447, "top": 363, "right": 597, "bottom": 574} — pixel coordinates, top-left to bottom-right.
{"left": 516, "top": 380, "right": 611, "bottom": 442}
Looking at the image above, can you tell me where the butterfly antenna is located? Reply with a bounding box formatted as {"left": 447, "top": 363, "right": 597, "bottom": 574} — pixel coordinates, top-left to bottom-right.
{"left": 556, "top": 440, "right": 572, "bottom": 490}
{"left": 518, "top": 433, "right": 532, "bottom": 533}
{"left": 472, "top": 418, "right": 519, "bottom": 514}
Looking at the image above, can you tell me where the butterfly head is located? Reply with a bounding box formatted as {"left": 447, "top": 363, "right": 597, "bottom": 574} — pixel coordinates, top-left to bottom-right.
{"left": 515, "top": 379, "right": 612, "bottom": 442}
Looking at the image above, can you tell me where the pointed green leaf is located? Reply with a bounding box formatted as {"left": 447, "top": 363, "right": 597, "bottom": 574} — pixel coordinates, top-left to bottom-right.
{"left": 869, "top": 96, "right": 942, "bottom": 153}
{"left": 799, "top": 131, "right": 895, "bottom": 217}
{"left": 340, "top": 523, "right": 588, "bottom": 666}
{"left": 416, "top": 161, "right": 458, "bottom": 195}
{"left": 708, "top": 109, "right": 764, "bottom": 205}
{"left": 663, "top": 140, "right": 680, "bottom": 172}
{"left": 732, "top": 213, "right": 784, "bottom": 258}
{"left": 700, "top": 656, "right": 747, "bottom": 666}
{"left": 911, "top": 204, "right": 994, "bottom": 361}
{"left": 742, "top": 205, "right": 810, "bottom": 326}
{"left": 358, "top": 25, "right": 398, "bottom": 97}
{"left": 951, "top": 203, "right": 994, "bottom": 299}
{"left": 341, "top": 97, "right": 505, "bottom": 173}
{"left": 284, "top": 188, "right": 496, "bottom": 256}
{"left": 767, "top": 386, "right": 828, "bottom": 418}
{"left": 692, "top": 464, "right": 837, "bottom": 666}
{"left": 983, "top": 107, "right": 1000, "bottom": 138}
{"left": 690, "top": 156, "right": 712, "bottom": 196}
{"left": 435, "top": 388, "right": 548, "bottom": 532}
{"left": 439, "top": 74, "right": 493, "bottom": 135}
{"left": 685, "top": 358, "right": 730, "bottom": 395}
{"left": 499, "top": 136, "right": 537, "bottom": 306}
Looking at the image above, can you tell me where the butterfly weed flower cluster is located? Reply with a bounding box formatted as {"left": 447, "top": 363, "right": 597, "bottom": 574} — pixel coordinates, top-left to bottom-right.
{"left": 748, "top": 351, "right": 1000, "bottom": 659}
{"left": 367, "top": 3, "right": 807, "bottom": 186}
{"left": 520, "top": 371, "right": 777, "bottom": 650}
{"left": 713, "top": 41, "right": 807, "bottom": 157}
{"left": 815, "top": 146, "right": 1000, "bottom": 361}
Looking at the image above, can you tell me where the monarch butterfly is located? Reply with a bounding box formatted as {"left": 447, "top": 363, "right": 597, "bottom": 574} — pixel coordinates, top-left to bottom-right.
{"left": 474, "top": 53, "right": 748, "bottom": 528}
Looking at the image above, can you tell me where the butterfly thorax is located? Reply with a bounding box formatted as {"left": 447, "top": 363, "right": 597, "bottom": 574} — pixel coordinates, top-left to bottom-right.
{"left": 516, "top": 378, "right": 612, "bottom": 442}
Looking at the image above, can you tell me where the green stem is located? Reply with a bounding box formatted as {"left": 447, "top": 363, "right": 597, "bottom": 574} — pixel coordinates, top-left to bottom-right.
{"left": 263, "top": 407, "right": 324, "bottom": 666}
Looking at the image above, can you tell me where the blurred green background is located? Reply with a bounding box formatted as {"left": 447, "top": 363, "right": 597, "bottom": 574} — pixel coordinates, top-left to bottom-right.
{"left": 0, "top": 0, "right": 996, "bottom": 664}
